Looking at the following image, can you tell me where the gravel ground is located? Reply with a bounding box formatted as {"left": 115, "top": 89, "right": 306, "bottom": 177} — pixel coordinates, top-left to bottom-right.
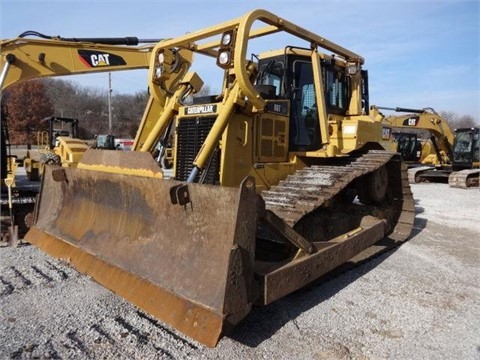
{"left": 1, "top": 183, "right": 479, "bottom": 359}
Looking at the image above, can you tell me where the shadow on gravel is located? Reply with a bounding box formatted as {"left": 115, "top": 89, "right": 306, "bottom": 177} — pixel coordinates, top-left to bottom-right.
{"left": 411, "top": 200, "right": 427, "bottom": 238}
{"left": 229, "top": 204, "right": 428, "bottom": 348}
{"left": 415, "top": 198, "right": 424, "bottom": 213}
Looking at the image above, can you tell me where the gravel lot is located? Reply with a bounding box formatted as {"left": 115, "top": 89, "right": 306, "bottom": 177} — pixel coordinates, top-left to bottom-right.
{"left": 1, "top": 183, "right": 479, "bottom": 359}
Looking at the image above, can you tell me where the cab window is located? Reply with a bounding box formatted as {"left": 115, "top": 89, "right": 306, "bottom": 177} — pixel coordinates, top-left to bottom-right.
{"left": 322, "top": 62, "right": 349, "bottom": 115}
{"left": 289, "top": 60, "right": 320, "bottom": 151}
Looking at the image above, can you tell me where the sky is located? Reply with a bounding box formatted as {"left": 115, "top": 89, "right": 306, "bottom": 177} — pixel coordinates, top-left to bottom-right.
{"left": 1, "top": 0, "right": 479, "bottom": 119}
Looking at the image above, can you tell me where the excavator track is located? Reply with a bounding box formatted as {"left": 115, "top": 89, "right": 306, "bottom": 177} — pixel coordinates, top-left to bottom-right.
{"left": 257, "top": 151, "right": 415, "bottom": 304}
{"left": 407, "top": 166, "right": 435, "bottom": 183}
{"left": 448, "top": 169, "right": 480, "bottom": 188}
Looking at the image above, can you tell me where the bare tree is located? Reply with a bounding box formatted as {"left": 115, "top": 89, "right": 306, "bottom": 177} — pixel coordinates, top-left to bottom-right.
{"left": 455, "top": 115, "right": 477, "bottom": 128}
{"left": 42, "top": 79, "right": 150, "bottom": 139}
{"left": 440, "top": 111, "right": 478, "bottom": 129}
{"left": 112, "top": 91, "right": 149, "bottom": 137}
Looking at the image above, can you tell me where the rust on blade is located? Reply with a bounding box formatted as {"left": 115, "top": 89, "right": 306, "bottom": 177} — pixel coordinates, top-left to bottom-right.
{"left": 26, "top": 227, "right": 224, "bottom": 347}
{"left": 260, "top": 218, "right": 386, "bottom": 305}
{"left": 25, "top": 158, "right": 259, "bottom": 347}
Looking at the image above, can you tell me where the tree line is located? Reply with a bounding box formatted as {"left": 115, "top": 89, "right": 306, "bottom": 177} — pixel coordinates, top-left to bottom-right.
{"left": 1, "top": 78, "right": 478, "bottom": 145}
{"left": 2, "top": 78, "right": 149, "bottom": 145}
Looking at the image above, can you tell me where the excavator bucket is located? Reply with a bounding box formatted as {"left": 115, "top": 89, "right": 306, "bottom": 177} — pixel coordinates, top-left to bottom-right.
{"left": 24, "top": 150, "right": 259, "bottom": 347}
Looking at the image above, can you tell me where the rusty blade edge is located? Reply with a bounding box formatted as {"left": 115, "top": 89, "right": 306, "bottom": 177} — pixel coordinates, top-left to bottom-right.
{"left": 24, "top": 226, "right": 224, "bottom": 348}
{"left": 262, "top": 219, "right": 386, "bottom": 305}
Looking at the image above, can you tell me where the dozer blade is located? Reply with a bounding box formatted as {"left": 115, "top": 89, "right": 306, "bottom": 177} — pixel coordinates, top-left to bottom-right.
{"left": 25, "top": 152, "right": 259, "bottom": 347}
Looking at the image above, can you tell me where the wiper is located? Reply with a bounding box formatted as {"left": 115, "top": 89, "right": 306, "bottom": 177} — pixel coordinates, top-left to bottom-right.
{"left": 259, "top": 60, "right": 275, "bottom": 82}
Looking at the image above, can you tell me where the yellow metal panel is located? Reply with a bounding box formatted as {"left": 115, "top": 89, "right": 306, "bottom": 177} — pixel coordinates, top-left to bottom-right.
{"left": 255, "top": 111, "right": 289, "bottom": 163}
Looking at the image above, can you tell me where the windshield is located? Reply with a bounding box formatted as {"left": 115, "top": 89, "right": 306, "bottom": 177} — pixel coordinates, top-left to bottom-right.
{"left": 257, "top": 60, "right": 284, "bottom": 96}
{"left": 453, "top": 130, "right": 479, "bottom": 163}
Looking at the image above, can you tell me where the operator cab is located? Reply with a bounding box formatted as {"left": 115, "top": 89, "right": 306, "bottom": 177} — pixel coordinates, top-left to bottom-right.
{"left": 452, "top": 128, "right": 480, "bottom": 170}
{"left": 255, "top": 48, "right": 361, "bottom": 152}
{"left": 393, "top": 132, "right": 422, "bottom": 162}
{"left": 95, "top": 134, "right": 116, "bottom": 150}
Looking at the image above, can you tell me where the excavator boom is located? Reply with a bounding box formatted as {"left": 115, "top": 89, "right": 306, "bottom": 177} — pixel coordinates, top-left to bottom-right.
{"left": 1, "top": 33, "right": 161, "bottom": 237}
{"left": 373, "top": 105, "right": 454, "bottom": 164}
{"left": 1, "top": 33, "right": 156, "bottom": 90}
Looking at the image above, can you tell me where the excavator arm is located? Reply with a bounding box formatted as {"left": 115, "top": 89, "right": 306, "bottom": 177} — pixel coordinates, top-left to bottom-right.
{"left": 0, "top": 32, "right": 162, "bottom": 185}
{"left": 1, "top": 32, "right": 199, "bottom": 157}
{"left": 0, "top": 33, "right": 156, "bottom": 90}
{"left": 372, "top": 106, "right": 454, "bottom": 164}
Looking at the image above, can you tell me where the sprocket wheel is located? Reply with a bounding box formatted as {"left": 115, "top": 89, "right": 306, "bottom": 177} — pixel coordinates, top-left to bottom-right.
{"left": 357, "top": 166, "right": 388, "bottom": 205}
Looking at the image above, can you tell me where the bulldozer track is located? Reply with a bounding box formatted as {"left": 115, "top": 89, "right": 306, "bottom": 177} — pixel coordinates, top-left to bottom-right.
{"left": 263, "top": 150, "right": 396, "bottom": 225}
{"left": 407, "top": 166, "right": 434, "bottom": 184}
{"left": 262, "top": 149, "right": 414, "bottom": 256}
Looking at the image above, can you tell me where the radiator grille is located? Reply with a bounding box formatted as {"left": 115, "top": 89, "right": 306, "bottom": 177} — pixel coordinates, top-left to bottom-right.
{"left": 175, "top": 116, "right": 220, "bottom": 184}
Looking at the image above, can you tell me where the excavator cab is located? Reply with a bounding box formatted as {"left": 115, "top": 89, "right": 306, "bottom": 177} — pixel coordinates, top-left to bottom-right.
{"left": 451, "top": 128, "right": 479, "bottom": 169}
{"left": 44, "top": 117, "right": 79, "bottom": 148}
{"left": 94, "top": 134, "right": 116, "bottom": 149}
{"left": 448, "top": 127, "right": 480, "bottom": 187}
{"left": 23, "top": 117, "right": 89, "bottom": 180}
{"left": 393, "top": 132, "right": 422, "bottom": 162}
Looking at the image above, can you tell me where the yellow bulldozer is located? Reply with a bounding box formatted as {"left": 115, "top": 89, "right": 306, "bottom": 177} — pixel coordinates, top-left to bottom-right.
{"left": 2, "top": 9, "right": 415, "bottom": 347}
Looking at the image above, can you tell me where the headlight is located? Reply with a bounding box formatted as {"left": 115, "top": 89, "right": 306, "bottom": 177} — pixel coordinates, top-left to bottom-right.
{"left": 347, "top": 62, "right": 359, "bottom": 75}
{"left": 217, "top": 51, "right": 230, "bottom": 65}
{"left": 157, "top": 52, "right": 165, "bottom": 64}
{"left": 154, "top": 65, "right": 162, "bottom": 79}
{"left": 221, "top": 31, "right": 233, "bottom": 46}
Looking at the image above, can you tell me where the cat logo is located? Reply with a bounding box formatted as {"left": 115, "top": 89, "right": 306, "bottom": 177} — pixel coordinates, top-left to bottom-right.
{"left": 402, "top": 116, "right": 419, "bottom": 127}
{"left": 91, "top": 53, "right": 110, "bottom": 66}
{"left": 78, "top": 50, "right": 127, "bottom": 68}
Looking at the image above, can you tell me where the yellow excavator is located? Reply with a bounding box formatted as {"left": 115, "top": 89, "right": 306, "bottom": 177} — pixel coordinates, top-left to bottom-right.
{"left": 373, "top": 106, "right": 453, "bottom": 182}
{"left": 3, "top": 10, "right": 415, "bottom": 347}
{"left": 372, "top": 106, "right": 479, "bottom": 187}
